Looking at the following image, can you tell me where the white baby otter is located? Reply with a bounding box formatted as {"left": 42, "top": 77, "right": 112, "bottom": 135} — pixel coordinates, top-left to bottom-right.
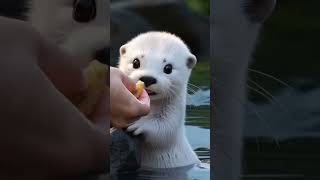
{"left": 118, "top": 31, "right": 200, "bottom": 169}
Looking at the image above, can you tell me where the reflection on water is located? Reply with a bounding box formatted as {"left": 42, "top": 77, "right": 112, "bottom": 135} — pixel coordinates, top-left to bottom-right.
{"left": 184, "top": 88, "right": 211, "bottom": 179}
{"left": 186, "top": 126, "right": 210, "bottom": 149}
{"left": 187, "top": 88, "right": 210, "bottom": 106}
{"left": 186, "top": 88, "right": 210, "bottom": 164}
{"left": 112, "top": 164, "right": 210, "bottom": 180}
{"left": 245, "top": 86, "right": 320, "bottom": 139}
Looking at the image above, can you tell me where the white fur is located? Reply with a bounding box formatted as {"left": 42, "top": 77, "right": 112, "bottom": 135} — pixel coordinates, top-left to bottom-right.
{"left": 27, "top": 0, "right": 109, "bottom": 67}
{"left": 118, "top": 32, "right": 200, "bottom": 168}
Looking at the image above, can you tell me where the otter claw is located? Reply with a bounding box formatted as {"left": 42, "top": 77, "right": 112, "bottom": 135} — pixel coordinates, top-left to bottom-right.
{"left": 127, "top": 122, "right": 144, "bottom": 136}
{"left": 127, "top": 123, "right": 139, "bottom": 132}
{"left": 133, "top": 128, "right": 143, "bottom": 135}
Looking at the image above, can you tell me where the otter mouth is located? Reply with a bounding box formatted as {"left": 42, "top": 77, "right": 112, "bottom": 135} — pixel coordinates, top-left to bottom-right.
{"left": 146, "top": 89, "right": 157, "bottom": 96}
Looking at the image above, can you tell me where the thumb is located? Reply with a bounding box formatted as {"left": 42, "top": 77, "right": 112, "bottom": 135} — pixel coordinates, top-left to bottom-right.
{"left": 138, "top": 89, "right": 150, "bottom": 107}
{"left": 133, "top": 101, "right": 150, "bottom": 119}
{"left": 120, "top": 71, "right": 137, "bottom": 93}
{"left": 121, "top": 74, "right": 150, "bottom": 117}
{"left": 131, "top": 90, "right": 150, "bottom": 117}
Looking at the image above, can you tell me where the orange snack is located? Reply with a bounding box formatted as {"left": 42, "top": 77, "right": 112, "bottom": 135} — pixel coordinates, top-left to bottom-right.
{"left": 134, "top": 80, "right": 145, "bottom": 98}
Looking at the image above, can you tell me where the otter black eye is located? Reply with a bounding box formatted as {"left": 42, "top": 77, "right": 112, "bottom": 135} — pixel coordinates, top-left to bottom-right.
{"left": 163, "top": 64, "right": 173, "bottom": 74}
{"left": 73, "top": 0, "right": 96, "bottom": 23}
{"left": 133, "top": 58, "right": 140, "bottom": 69}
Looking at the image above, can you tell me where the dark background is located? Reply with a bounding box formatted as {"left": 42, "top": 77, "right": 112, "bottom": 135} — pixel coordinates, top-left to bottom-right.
{"left": 110, "top": 0, "right": 209, "bottom": 66}
{"left": 244, "top": 0, "right": 320, "bottom": 179}
{"left": 0, "top": 0, "right": 26, "bottom": 19}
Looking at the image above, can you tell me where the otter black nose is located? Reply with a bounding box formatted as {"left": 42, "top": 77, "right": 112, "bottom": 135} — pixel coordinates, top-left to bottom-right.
{"left": 139, "top": 76, "right": 157, "bottom": 87}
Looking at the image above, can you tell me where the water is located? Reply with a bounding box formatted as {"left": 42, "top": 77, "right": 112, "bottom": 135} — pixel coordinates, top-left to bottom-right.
{"left": 185, "top": 89, "right": 211, "bottom": 179}
{"left": 112, "top": 88, "right": 211, "bottom": 180}
{"left": 187, "top": 89, "right": 210, "bottom": 106}
{"left": 245, "top": 86, "right": 320, "bottom": 139}
{"left": 241, "top": 2, "right": 320, "bottom": 176}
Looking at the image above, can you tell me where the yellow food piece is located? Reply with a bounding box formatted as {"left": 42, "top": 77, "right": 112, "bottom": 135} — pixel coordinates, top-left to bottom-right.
{"left": 134, "top": 80, "right": 145, "bottom": 98}
{"left": 72, "top": 60, "right": 108, "bottom": 115}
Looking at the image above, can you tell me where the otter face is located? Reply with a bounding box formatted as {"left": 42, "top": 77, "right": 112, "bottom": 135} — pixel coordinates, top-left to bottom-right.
{"left": 118, "top": 32, "right": 197, "bottom": 100}
{"left": 28, "top": 0, "right": 109, "bottom": 66}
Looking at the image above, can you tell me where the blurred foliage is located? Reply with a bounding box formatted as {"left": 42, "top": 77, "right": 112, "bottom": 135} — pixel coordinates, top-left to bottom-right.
{"left": 187, "top": 60, "right": 210, "bottom": 129}
{"left": 185, "top": 0, "right": 210, "bottom": 16}
{"left": 186, "top": 106, "right": 210, "bottom": 129}
{"left": 194, "top": 147, "right": 210, "bottom": 151}
{"left": 189, "top": 59, "right": 210, "bottom": 87}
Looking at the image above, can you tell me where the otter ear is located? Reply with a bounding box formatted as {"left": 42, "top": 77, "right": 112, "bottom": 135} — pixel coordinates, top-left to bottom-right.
{"left": 186, "top": 54, "right": 197, "bottom": 69}
{"left": 244, "top": 0, "right": 276, "bottom": 23}
{"left": 119, "top": 45, "right": 127, "bottom": 56}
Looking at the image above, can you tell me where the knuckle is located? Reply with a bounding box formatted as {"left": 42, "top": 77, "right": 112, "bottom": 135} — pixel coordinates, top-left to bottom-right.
{"left": 112, "top": 121, "right": 126, "bottom": 129}
{"left": 126, "top": 100, "right": 139, "bottom": 116}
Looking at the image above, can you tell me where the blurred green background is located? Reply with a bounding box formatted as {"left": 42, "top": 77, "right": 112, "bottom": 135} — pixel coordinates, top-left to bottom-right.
{"left": 185, "top": 0, "right": 210, "bottom": 87}
{"left": 185, "top": 0, "right": 210, "bottom": 130}
{"left": 185, "top": 0, "right": 210, "bottom": 16}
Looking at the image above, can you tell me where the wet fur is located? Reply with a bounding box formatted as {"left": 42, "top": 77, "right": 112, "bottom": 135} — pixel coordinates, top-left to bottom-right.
{"left": 118, "top": 32, "right": 200, "bottom": 168}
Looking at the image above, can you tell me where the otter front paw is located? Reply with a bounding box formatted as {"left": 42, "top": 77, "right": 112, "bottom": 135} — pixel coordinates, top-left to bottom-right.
{"left": 127, "top": 119, "right": 155, "bottom": 136}
{"left": 126, "top": 120, "right": 145, "bottom": 136}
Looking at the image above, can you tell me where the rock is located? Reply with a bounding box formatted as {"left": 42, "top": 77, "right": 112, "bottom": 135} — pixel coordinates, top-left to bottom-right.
{"left": 121, "top": 1, "right": 209, "bottom": 58}
{"left": 110, "top": 9, "right": 153, "bottom": 66}
{"left": 110, "top": 128, "right": 141, "bottom": 174}
{"left": 110, "top": 0, "right": 209, "bottom": 66}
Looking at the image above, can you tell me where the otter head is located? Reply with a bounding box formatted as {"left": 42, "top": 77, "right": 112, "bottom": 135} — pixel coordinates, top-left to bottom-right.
{"left": 118, "top": 32, "right": 197, "bottom": 100}
{"left": 28, "top": 0, "right": 109, "bottom": 66}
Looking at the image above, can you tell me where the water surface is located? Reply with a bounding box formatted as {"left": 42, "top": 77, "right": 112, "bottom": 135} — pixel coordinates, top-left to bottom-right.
{"left": 112, "top": 88, "right": 211, "bottom": 180}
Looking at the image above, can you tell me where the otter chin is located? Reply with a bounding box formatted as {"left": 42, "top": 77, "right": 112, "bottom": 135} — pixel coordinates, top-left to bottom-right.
{"left": 118, "top": 31, "right": 200, "bottom": 169}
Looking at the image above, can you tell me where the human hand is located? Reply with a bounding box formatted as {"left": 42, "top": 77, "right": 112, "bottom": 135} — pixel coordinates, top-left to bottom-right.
{"left": 0, "top": 16, "right": 107, "bottom": 176}
{"left": 110, "top": 67, "right": 150, "bottom": 128}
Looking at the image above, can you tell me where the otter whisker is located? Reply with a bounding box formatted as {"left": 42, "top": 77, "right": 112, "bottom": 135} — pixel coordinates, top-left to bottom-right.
{"left": 213, "top": 78, "right": 281, "bottom": 150}
{"left": 246, "top": 84, "right": 277, "bottom": 105}
{"left": 248, "top": 78, "right": 287, "bottom": 110}
{"left": 187, "top": 87, "right": 197, "bottom": 95}
{"left": 187, "top": 86, "right": 197, "bottom": 92}
{"left": 188, "top": 83, "right": 202, "bottom": 90}
{"left": 251, "top": 108, "right": 281, "bottom": 150}
{"left": 248, "top": 68, "right": 294, "bottom": 89}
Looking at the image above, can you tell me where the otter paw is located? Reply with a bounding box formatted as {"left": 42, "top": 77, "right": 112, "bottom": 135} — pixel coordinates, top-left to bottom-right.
{"left": 127, "top": 122, "right": 144, "bottom": 136}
